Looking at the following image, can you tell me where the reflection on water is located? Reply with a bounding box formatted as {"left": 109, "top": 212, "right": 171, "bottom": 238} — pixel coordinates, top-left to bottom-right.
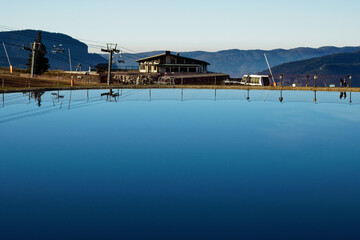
{"left": 279, "top": 90, "right": 284, "bottom": 102}
{"left": 101, "top": 89, "right": 120, "bottom": 102}
{"left": 1, "top": 89, "right": 360, "bottom": 239}
{"left": 0, "top": 89, "right": 358, "bottom": 124}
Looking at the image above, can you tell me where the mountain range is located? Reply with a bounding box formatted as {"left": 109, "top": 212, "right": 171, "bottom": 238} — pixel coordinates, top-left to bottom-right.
{"left": 1, "top": 30, "right": 360, "bottom": 78}
{"left": 120, "top": 47, "right": 360, "bottom": 77}
{"left": 260, "top": 50, "right": 360, "bottom": 75}
{"left": 0, "top": 30, "right": 106, "bottom": 71}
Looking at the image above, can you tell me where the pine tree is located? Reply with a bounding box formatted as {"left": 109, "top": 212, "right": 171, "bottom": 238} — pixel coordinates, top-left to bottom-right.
{"left": 26, "top": 32, "right": 50, "bottom": 74}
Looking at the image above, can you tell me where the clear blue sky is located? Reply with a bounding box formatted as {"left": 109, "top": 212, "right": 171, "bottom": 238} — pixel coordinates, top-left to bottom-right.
{"left": 1, "top": 0, "right": 359, "bottom": 53}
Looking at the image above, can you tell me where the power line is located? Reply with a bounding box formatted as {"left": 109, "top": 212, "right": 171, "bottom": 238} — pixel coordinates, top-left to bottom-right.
{"left": 0, "top": 24, "right": 149, "bottom": 69}
{"left": 1, "top": 41, "right": 24, "bottom": 48}
{"left": 2, "top": 38, "right": 97, "bottom": 68}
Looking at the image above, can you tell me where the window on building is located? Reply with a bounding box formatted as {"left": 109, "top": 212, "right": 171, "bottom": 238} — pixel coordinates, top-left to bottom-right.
{"left": 250, "top": 77, "right": 260, "bottom": 84}
{"left": 262, "top": 77, "right": 270, "bottom": 86}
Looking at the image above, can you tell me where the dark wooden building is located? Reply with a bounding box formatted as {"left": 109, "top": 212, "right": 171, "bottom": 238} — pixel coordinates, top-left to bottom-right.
{"left": 136, "top": 51, "right": 209, "bottom": 74}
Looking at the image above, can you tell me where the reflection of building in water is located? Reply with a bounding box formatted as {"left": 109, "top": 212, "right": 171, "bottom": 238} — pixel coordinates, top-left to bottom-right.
{"left": 136, "top": 51, "right": 209, "bottom": 73}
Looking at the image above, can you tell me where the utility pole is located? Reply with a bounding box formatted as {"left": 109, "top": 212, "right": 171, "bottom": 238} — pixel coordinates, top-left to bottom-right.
{"left": 306, "top": 75, "right": 310, "bottom": 87}
{"left": 101, "top": 44, "right": 120, "bottom": 85}
{"left": 280, "top": 74, "right": 284, "bottom": 87}
{"left": 88, "top": 66, "right": 91, "bottom": 85}
{"left": 68, "top": 48, "right": 72, "bottom": 71}
{"left": 2, "top": 42, "right": 12, "bottom": 73}
{"left": 348, "top": 75, "right": 352, "bottom": 88}
{"left": 23, "top": 42, "right": 40, "bottom": 78}
{"left": 264, "top": 53, "right": 276, "bottom": 86}
{"left": 30, "top": 42, "right": 36, "bottom": 78}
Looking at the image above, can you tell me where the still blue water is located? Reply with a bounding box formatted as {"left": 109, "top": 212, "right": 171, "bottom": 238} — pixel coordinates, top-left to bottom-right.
{"left": 1, "top": 89, "right": 360, "bottom": 240}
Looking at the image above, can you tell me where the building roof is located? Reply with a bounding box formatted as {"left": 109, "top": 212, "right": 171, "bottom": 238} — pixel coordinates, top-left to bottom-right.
{"left": 136, "top": 52, "right": 210, "bottom": 65}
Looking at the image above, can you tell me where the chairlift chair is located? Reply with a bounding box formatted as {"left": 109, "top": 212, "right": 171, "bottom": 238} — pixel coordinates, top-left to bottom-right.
{"left": 51, "top": 43, "right": 65, "bottom": 54}
{"left": 118, "top": 51, "right": 125, "bottom": 64}
{"left": 51, "top": 44, "right": 58, "bottom": 54}
{"left": 58, "top": 42, "right": 64, "bottom": 52}
{"left": 51, "top": 41, "right": 56, "bottom": 53}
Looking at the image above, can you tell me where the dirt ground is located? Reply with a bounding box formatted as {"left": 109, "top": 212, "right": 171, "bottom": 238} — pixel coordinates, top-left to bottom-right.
{"left": 0, "top": 74, "right": 91, "bottom": 89}
{"left": 1, "top": 73, "right": 360, "bottom": 93}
